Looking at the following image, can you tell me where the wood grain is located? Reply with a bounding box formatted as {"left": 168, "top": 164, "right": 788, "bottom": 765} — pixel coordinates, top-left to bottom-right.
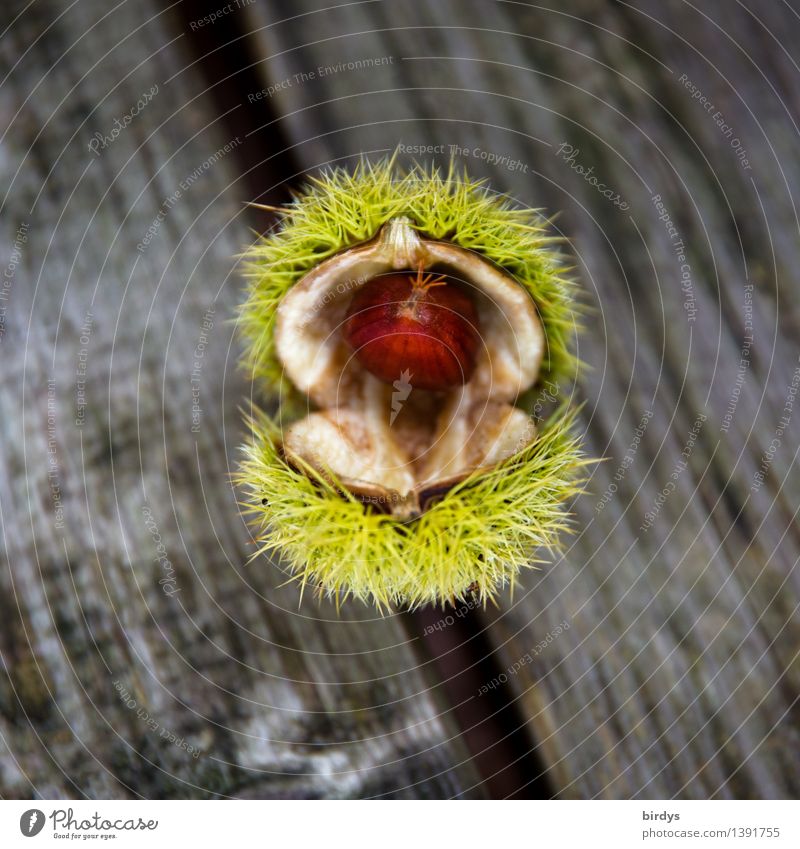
{"left": 241, "top": 0, "right": 800, "bottom": 797}
{"left": 0, "top": 0, "right": 483, "bottom": 798}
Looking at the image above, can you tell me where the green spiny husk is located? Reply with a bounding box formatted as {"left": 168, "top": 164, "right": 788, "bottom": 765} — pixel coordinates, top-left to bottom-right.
{"left": 236, "top": 155, "right": 589, "bottom": 610}
{"left": 236, "top": 405, "right": 589, "bottom": 611}
{"left": 238, "top": 156, "right": 580, "bottom": 404}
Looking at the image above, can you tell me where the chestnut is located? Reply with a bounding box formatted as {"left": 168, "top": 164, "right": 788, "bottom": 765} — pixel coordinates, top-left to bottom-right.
{"left": 344, "top": 267, "right": 480, "bottom": 391}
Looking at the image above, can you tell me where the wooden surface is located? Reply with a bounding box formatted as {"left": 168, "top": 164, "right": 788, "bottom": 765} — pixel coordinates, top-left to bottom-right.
{"left": 1, "top": 0, "right": 799, "bottom": 799}
{"left": 0, "top": 0, "right": 482, "bottom": 799}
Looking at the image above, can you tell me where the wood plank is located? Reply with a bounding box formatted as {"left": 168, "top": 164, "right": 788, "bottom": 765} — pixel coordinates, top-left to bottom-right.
{"left": 0, "top": 0, "right": 483, "bottom": 798}
{"left": 241, "top": 0, "right": 800, "bottom": 797}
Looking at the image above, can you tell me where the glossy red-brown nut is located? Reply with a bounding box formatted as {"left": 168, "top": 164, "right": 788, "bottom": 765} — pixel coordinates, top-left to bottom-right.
{"left": 344, "top": 268, "right": 480, "bottom": 391}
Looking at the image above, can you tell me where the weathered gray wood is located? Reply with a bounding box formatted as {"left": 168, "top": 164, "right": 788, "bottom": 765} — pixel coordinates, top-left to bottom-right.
{"left": 0, "top": 0, "right": 484, "bottom": 798}
{"left": 243, "top": 0, "right": 800, "bottom": 797}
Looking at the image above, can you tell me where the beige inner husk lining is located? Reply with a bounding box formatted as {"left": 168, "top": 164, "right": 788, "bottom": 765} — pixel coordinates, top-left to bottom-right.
{"left": 275, "top": 218, "right": 544, "bottom": 517}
